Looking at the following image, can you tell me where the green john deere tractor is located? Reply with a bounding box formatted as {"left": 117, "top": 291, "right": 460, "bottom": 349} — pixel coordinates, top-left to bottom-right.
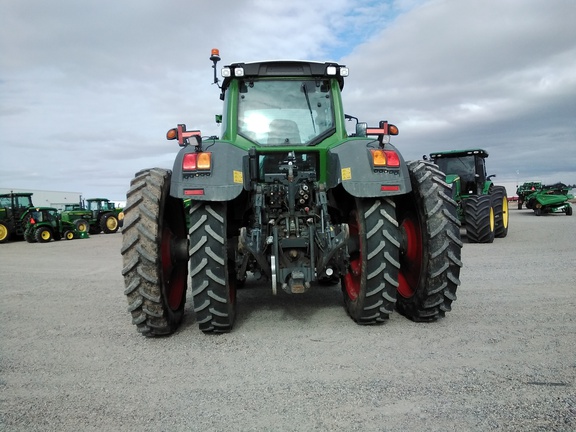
{"left": 429, "top": 149, "right": 509, "bottom": 243}
{"left": 0, "top": 192, "right": 34, "bottom": 243}
{"left": 23, "top": 207, "right": 89, "bottom": 243}
{"left": 85, "top": 198, "right": 123, "bottom": 233}
{"left": 61, "top": 198, "right": 123, "bottom": 234}
{"left": 60, "top": 203, "right": 93, "bottom": 233}
{"left": 121, "top": 50, "right": 463, "bottom": 336}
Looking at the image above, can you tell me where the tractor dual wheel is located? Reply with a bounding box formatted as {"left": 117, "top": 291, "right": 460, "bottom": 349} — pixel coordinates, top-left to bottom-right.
{"left": 189, "top": 201, "right": 237, "bottom": 333}
{"left": 342, "top": 197, "right": 399, "bottom": 324}
{"left": 464, "top": 195, "right": 495, "bottom": 243}
{"left": 121, "top": 168, "right": 189, "bottom": 337}
{"left": 491, "top": 186, "right": 509, "bottom": 238}
{"left": 395, "top": 160, "right": 463, "bottom": 321}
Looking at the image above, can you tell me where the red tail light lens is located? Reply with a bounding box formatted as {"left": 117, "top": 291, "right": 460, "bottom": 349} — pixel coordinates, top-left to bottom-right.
{"left": 183, "top": 152, "right": 212, "bottom": 172}
{"left": 371, "top": 149, "right": 400, "bottom": 167}
{"left": 183, "top": 153, "right": 198, "bottom": 171}
{"left": 384, "top": 150, "right": 400, "bottom": 167}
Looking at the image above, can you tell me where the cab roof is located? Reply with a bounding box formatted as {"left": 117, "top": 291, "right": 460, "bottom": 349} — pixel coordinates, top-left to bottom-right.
{"left": 430, "top": 149, "right": 489, "bottom": 159}
{"left": 221, "top": 60, "right": 348, "bottom": 92}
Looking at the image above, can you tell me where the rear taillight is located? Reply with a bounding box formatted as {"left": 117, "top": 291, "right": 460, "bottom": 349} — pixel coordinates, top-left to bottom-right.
{"left": 183, "top": 152, "right": 212, "bottom": 172}
{"left": 370, "top": 149, "right": 400, "bottom": 167}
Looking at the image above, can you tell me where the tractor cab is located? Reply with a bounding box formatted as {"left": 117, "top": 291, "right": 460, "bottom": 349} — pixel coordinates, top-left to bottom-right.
{"left": 430, "top": 149, "right": 491, "bottom": 196}
{"left": 28, "top": 208, "right": 59, "bottom": 225}
{"left": 86, "top": 198, "right": 106, "bottom": 217}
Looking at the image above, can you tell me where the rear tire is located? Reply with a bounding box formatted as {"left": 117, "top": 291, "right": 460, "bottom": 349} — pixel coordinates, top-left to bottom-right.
{"left": 566, "top": 206, "right": 573, "bottom": 216}
{"left": 25, "top": 230, "right": 36, "bottom": 243}
{"left": 121, "top": 168, "right": 189, "bottom": 337}
{"left": 101, "top": 214, "right": 119, "bottom": 233}
{"left": 395, "top": 160, "right": 462, "bottom": 321}
{"left": 491, "top": 186, "right": 509, "bottom": 238}
{"left": 189, "top": 201, "right": 237, "bottom": 333}
{"left": 341, "top": 197, "right": 399, "bottom": 324}
{"left": 464, "top": 195, "right": 495, "bottom": 243}
{"left": 0, "top": 223, "right": 10, "bottom": 243}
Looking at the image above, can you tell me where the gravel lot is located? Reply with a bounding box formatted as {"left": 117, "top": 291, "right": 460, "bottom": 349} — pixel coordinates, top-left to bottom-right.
{"left": 1, "top": 208, "right": 575, "bottom": 431}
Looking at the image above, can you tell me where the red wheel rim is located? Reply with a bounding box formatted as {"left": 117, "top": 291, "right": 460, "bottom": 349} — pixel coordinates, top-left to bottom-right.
{"left": 161, "top": 226, "right": 186, "bottom": 310}
{"left": 343, "top": 213, "right": 362, "bottom": 301}
{"left": 398, "top": 217, "right": 423, "bottom": 298}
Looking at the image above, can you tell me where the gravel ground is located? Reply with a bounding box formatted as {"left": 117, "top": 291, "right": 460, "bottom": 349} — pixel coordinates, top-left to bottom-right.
{"left": 1, "top": 209, "right": 575, "bottom": 431}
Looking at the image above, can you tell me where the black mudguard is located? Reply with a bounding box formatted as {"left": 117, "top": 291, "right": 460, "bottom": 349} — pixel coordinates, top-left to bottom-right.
{"left": 326, "top": 139, "right": 412, "bottom": 197}
{"left": 170, "top": 141, "right": 246, "bottom": 201}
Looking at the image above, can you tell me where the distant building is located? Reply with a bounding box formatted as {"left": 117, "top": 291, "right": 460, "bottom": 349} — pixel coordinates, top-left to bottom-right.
{"left": 0, "top": 188, "right": 82, "bottom": 210}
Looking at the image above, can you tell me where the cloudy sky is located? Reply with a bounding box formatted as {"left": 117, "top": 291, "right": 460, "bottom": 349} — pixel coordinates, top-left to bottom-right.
{"left": 1, "top": 0, "right": 575, "bottom": 201}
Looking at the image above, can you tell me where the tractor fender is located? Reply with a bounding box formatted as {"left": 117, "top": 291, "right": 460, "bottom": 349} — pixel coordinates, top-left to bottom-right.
{"left": 326, "top": 139, "right": 411, "bottom": 197}
{"left": 170, "top": 141, "right": 246, "bottom": 201}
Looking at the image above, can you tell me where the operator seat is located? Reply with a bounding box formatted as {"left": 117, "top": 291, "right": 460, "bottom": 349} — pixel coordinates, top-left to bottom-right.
{"left": 267, "top": 119, "right": 301, "bottom": 145}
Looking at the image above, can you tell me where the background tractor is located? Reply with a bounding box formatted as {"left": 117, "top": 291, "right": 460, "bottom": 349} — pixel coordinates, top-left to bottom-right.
{"left": 429, "top": 149, "right": 509, "bottom": 243}
{"left": 61, "top": 198, "right": 123, "bottom": 234}
{"left": 60, "top": 203, "right": 93, "bottom": 233}
{"left": 0, "top": 192, "right": 34, "bottom": 243}
{"left": 23, "top": 207, "right": 88, "bottom": 243}
{"left": 121, "top": 50, "right": 463, "bottom": 336}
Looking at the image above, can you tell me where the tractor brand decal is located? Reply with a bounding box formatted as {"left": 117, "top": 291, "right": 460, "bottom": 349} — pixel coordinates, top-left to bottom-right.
{"left": 233, "top": 170, "right": 243, "bottom": 184}
{"left": 341, "top": 167, "right": 352, "bottom": 181}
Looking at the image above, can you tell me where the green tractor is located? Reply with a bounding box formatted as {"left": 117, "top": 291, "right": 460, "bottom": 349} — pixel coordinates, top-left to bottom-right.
{"left": 0, "top": 192, "right": 34, "bottom": 243}
{"left": 429, "top": 149, "right": 509, "bottom": 243}
{"left": 61, "top": 198, "right": 123, "bottom": 234}
{"left": 121, "top": 50, "right": 463, "bottom": 336}
{"left": 515, "top": 181, "right": 542, "bottom": 210}
{"left": 23, "top": 207, "right": 89, "bottom": 243}
{"left": 524, "top": 183, "right": 573, "bottom": 216}
{"left": 60, "top": 203, "right": 93, "bottom": 233}
{"left": 85, "top": 198, "right": 123, "bottom": 234}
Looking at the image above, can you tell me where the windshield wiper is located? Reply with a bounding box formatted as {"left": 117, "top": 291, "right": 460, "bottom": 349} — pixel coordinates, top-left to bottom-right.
{"left": 301, "top": 83, "right": 316, "bottom": 134}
